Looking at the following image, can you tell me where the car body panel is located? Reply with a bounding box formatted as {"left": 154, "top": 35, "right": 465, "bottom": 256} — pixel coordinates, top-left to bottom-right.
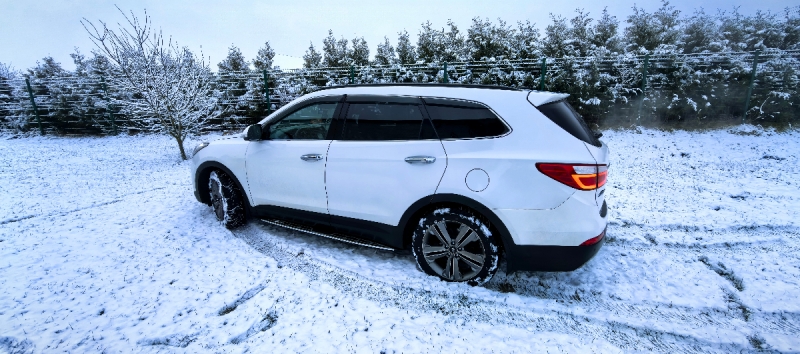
{"left": 583, "top": 141, "right": 610, "bottom": 206}
{"left": 245, "top": 139, "right": 332, "bottom": 214}
{"left": 191, "top": 136, "right": 249, "bottom": 203}
{"left": 435, "top": 94, "right": 597, "bottom": 211}
{"left": 326, "top": 139, "right": 447, "bottom": 226}
{"left": 494, "top": 190, "right": 606, "bottom": 246}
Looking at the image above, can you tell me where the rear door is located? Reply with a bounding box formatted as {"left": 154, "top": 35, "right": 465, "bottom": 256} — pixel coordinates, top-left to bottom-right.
{"left": 325, "top": 95, "right": 446, "bottom": 228}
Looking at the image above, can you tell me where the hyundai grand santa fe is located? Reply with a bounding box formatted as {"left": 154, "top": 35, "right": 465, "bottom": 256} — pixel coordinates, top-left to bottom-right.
{"left": 191, "top": 84, "right": 609, "bottom": 285}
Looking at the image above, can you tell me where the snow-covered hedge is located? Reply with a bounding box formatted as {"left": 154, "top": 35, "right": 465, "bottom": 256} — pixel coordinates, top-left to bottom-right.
{"left": 0, "top": 50, "right": 798, "bottom": 134}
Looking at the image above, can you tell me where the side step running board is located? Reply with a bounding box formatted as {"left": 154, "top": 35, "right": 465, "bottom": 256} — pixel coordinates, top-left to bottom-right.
{"left": 260, "top": 218, "right": 395, "bottom": 251}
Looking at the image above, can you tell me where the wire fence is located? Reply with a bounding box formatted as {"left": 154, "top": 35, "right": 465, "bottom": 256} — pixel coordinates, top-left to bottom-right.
{"left": 1, "top": 50, "right": 798, "bottom": 135}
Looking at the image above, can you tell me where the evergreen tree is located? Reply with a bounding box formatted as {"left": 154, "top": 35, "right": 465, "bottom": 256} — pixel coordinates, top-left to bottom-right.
{"left": 66, "top": 48, "right": 105, "bottom": 130}
{"left": 742, "top": 10, "right": 784, "bottom": 50}
{"left": 468, "top": 17, "right": 496, "bottom": 60}
{"left": 303, "top": 42, "right": 322, "bottom": 68}
{"left": 682, "top": 9, "right": 721, "bottom": 53}
{"left": 593, "top": 8, "right": 622, "bottom": 53}
{"left": 717, "top": 8, "right": 747, "bottom": 51}
{"left": 468, "top": 18, "right": 514, "bottom": 60}
{"left": 217, "top": 45, "right": 248, "bottom": 73}
{"left": 0, "top": 62, "right": 16, "bottom": 80}
{"left": 88, "top": 51, "right": 114, "bottom": 77}
{"left": 253, "top": 41, "right": 275, "bottom": 71}
{"left": 70, "top": 48, "right": 89, "bottom": 77}
{"left": 28, "top": 56, "right": 66, "bottom": 79}
{"left": 416, "top": 21, "right": 439, "bottom": 63}
{"left": 337, "top": 37, "right": 352, "bottom": 66}
{"left": 0, "top": 62, "right": 19, "bottom": 129}
{"left": 350, "top": 37, "right": 370, "bottom": 66}
{"left": 570, "top": 9, "right": 595, "bottom": 57}
{"left": 374, "top": 36, "right": 396, "bottom": 66}
{"left": 417, "top": 20, "right": 466, "bottom": 63}
{"left": 653, "top": 0, "right": 682, "bottom": 49}
{"left": 543, "top": 15, "right": 574, "bottom": 57}
{"left": 513, "top": 21, "right": 541, "bottom": 59}
{"left": 396, "top": 30, "right": 417, "bottom": 65}
{"left": 442, "top": 20, "right": 467, "bottom": 62}
{"left": 322, "top": 30, "right": 351, "bottom": 67}
{"left": 624, "top": 0, "right": 682, "bottom": 52}
{"left": 781, "top": 6, "right": 800, "bottom": 50}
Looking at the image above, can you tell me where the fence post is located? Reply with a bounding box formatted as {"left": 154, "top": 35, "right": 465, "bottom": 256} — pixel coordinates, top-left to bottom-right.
{"left": 637, "top": 53, "right": 650, "bottom": 119}
{"left": 349, "top": 65, "right": 355, "bottom": 85}
{"left": 539, "top": 58, "right": 547, "bottom": 91}
{"left": 742, "top": 50, "right": 760, "bottom": 124}
{"left": 263, "top": 70, "right": 271, "bottom": 114}
{"left": 443, "top": 62, "right": 449, "bottom": 83}
{"left": 101, "top": 76, "right": 117, "bottom": 135}
{"left": 24, "top": 77, "right": 44, "bottom": 135}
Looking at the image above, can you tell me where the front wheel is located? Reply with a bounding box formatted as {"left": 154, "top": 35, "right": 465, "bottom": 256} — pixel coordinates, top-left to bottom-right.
{"left": 412, "top": 207, "right": 500, "bottom": 286}
{"left": 208, "top": 170, "right": 246, "bottom": 229}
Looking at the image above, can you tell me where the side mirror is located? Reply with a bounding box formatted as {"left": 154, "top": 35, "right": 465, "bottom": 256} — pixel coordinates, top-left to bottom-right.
{"left": 244, "top": 124, "right": 263, "bottom": 141}
{"left": 593, "top": 131, "right": 603, "bottom": 139}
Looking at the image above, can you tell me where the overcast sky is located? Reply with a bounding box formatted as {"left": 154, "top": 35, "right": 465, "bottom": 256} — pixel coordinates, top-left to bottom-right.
{"left": 0, "top": 0, "right": 795, "bottom": 72}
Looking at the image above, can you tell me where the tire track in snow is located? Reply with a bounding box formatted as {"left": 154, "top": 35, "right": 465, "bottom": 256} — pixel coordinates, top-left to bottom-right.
{"left": 0, "top": 187, "right": 166, "bottom": 225}
{"left": 606, "top": 223, "right": 800, "bottom": 250}
{"left": 234, "top": 222, "right": 766, "bottom": 353}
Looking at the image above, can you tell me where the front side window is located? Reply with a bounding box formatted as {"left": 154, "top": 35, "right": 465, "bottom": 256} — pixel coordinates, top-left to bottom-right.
{"left": 340, "top": 102, "right": 428, "bottom": 141}
{"left": 269, "top": 102, "right": 337, "bottom": 140}
{"left": 423, "top": 98, "right": 509, "bottom": 139}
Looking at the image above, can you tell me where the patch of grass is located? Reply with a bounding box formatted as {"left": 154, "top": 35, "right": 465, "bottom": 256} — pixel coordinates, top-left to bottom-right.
{"left": 498, "top": 283, "right": 515, "bottom": 293}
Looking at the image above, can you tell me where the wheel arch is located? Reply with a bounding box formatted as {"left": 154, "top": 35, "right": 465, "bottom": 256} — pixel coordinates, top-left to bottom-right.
{"left": 398, "top": 193, "right": 513, "bottom": 252}
{"left": 195, "top": 161, "right": 253, "bottom": 217}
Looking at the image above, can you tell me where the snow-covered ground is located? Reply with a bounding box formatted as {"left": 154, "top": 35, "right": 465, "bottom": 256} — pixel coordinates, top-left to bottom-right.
{"left": 1, "top": 126, "right": 799, "bottom": 353}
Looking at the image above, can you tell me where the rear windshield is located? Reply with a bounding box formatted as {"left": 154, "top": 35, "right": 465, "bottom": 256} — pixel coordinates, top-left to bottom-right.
{"left": 536, "top": 100, "right": 600, "bottom": 147}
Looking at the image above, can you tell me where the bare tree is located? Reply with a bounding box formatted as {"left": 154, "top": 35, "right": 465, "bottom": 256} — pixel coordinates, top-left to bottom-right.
{"left": 82, "top": 7, "right": 218, "bottom": 160}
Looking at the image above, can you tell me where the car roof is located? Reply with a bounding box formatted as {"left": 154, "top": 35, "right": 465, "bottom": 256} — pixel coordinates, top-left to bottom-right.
{"left": 301, "top": 84, "right": 568, "bottom": 106}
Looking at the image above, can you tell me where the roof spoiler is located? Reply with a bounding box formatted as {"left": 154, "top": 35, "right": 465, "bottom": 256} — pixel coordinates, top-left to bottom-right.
{"left": 527, "top": 92, "right": 570, "bottom": 107}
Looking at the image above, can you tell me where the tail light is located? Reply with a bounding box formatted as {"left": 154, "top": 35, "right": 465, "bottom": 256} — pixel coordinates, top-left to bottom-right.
{"left": 580, "top": 228, "right": 606, "bottom": 246}
{"left": 536, "top": 163, "right": 608, "bottom": 191}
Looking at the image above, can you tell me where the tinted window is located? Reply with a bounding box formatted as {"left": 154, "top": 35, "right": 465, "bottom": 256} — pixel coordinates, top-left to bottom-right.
{"left": 423, "top": 98, "right": 509, "bottom": 139}
{"left": 536, "top": 100, "right": 600, "bottom": 146}
{"left": 340, "top": 102, "right": 426, "bottom": 140}
{"left": 269, "top": 102, "right": 337, "bottom": 140}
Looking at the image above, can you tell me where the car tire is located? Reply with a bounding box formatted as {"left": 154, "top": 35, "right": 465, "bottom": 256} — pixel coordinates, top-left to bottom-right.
{"left": 412, "top": 207, "right": 500, "bottom": 285}
{"left": 208, "top": 170, "right": 246, "bottom": 229}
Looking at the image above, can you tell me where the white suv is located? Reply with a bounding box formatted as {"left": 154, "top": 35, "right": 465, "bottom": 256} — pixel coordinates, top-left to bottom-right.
{"left": 192, "top": 84, "right": 609, "bottom": 285}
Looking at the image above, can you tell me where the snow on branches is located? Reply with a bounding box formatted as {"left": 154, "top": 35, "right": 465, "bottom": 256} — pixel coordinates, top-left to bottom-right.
{"left": 82, "top": 7, "right": 218, "bottom": 160}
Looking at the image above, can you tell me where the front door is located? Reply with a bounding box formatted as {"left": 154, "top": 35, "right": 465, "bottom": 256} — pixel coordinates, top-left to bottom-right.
{"left": 245, "top": 99, "right": 340, "bottom": 215}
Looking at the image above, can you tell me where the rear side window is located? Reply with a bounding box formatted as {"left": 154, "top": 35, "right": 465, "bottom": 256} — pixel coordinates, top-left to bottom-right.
{"left": 340, "top": 102, "right": 426, "bottom": 141}
{"left": 536, "top": 100, "right": 600, "bottom": 147}
{"left": 423, "top": 98, "right": 509, "bottom": 139}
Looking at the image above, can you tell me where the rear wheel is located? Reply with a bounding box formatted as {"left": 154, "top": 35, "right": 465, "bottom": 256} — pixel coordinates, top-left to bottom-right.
{"left": 412, "top": 207, "right": 499, "bottom": 285}
{"left": 208, "top": 170, "right": 246, "bottom": 229}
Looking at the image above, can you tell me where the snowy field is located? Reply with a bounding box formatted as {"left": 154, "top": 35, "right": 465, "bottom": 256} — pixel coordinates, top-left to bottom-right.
{"left": 1, "top": 126, "right": 799, "bottom": 353}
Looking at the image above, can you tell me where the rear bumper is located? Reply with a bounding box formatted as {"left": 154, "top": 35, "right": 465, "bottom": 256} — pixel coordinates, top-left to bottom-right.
{"left": 496, "top": 191, "right": 608, "bottom": 273}
{"left": 505, "top": 228, "right": 605, "bottom": 272}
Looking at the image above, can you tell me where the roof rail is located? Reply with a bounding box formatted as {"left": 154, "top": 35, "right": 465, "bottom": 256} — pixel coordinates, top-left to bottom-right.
{"left": 315, "top": 83, "right": 525, "bottom": 92}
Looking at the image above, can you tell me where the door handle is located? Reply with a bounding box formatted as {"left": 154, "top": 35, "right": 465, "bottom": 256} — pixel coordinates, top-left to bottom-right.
{"left": 301, "top": 154, "right": 323, "bottom": 161}
{"left": 404, "top": 156, "right": 436, "bottom": 164}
